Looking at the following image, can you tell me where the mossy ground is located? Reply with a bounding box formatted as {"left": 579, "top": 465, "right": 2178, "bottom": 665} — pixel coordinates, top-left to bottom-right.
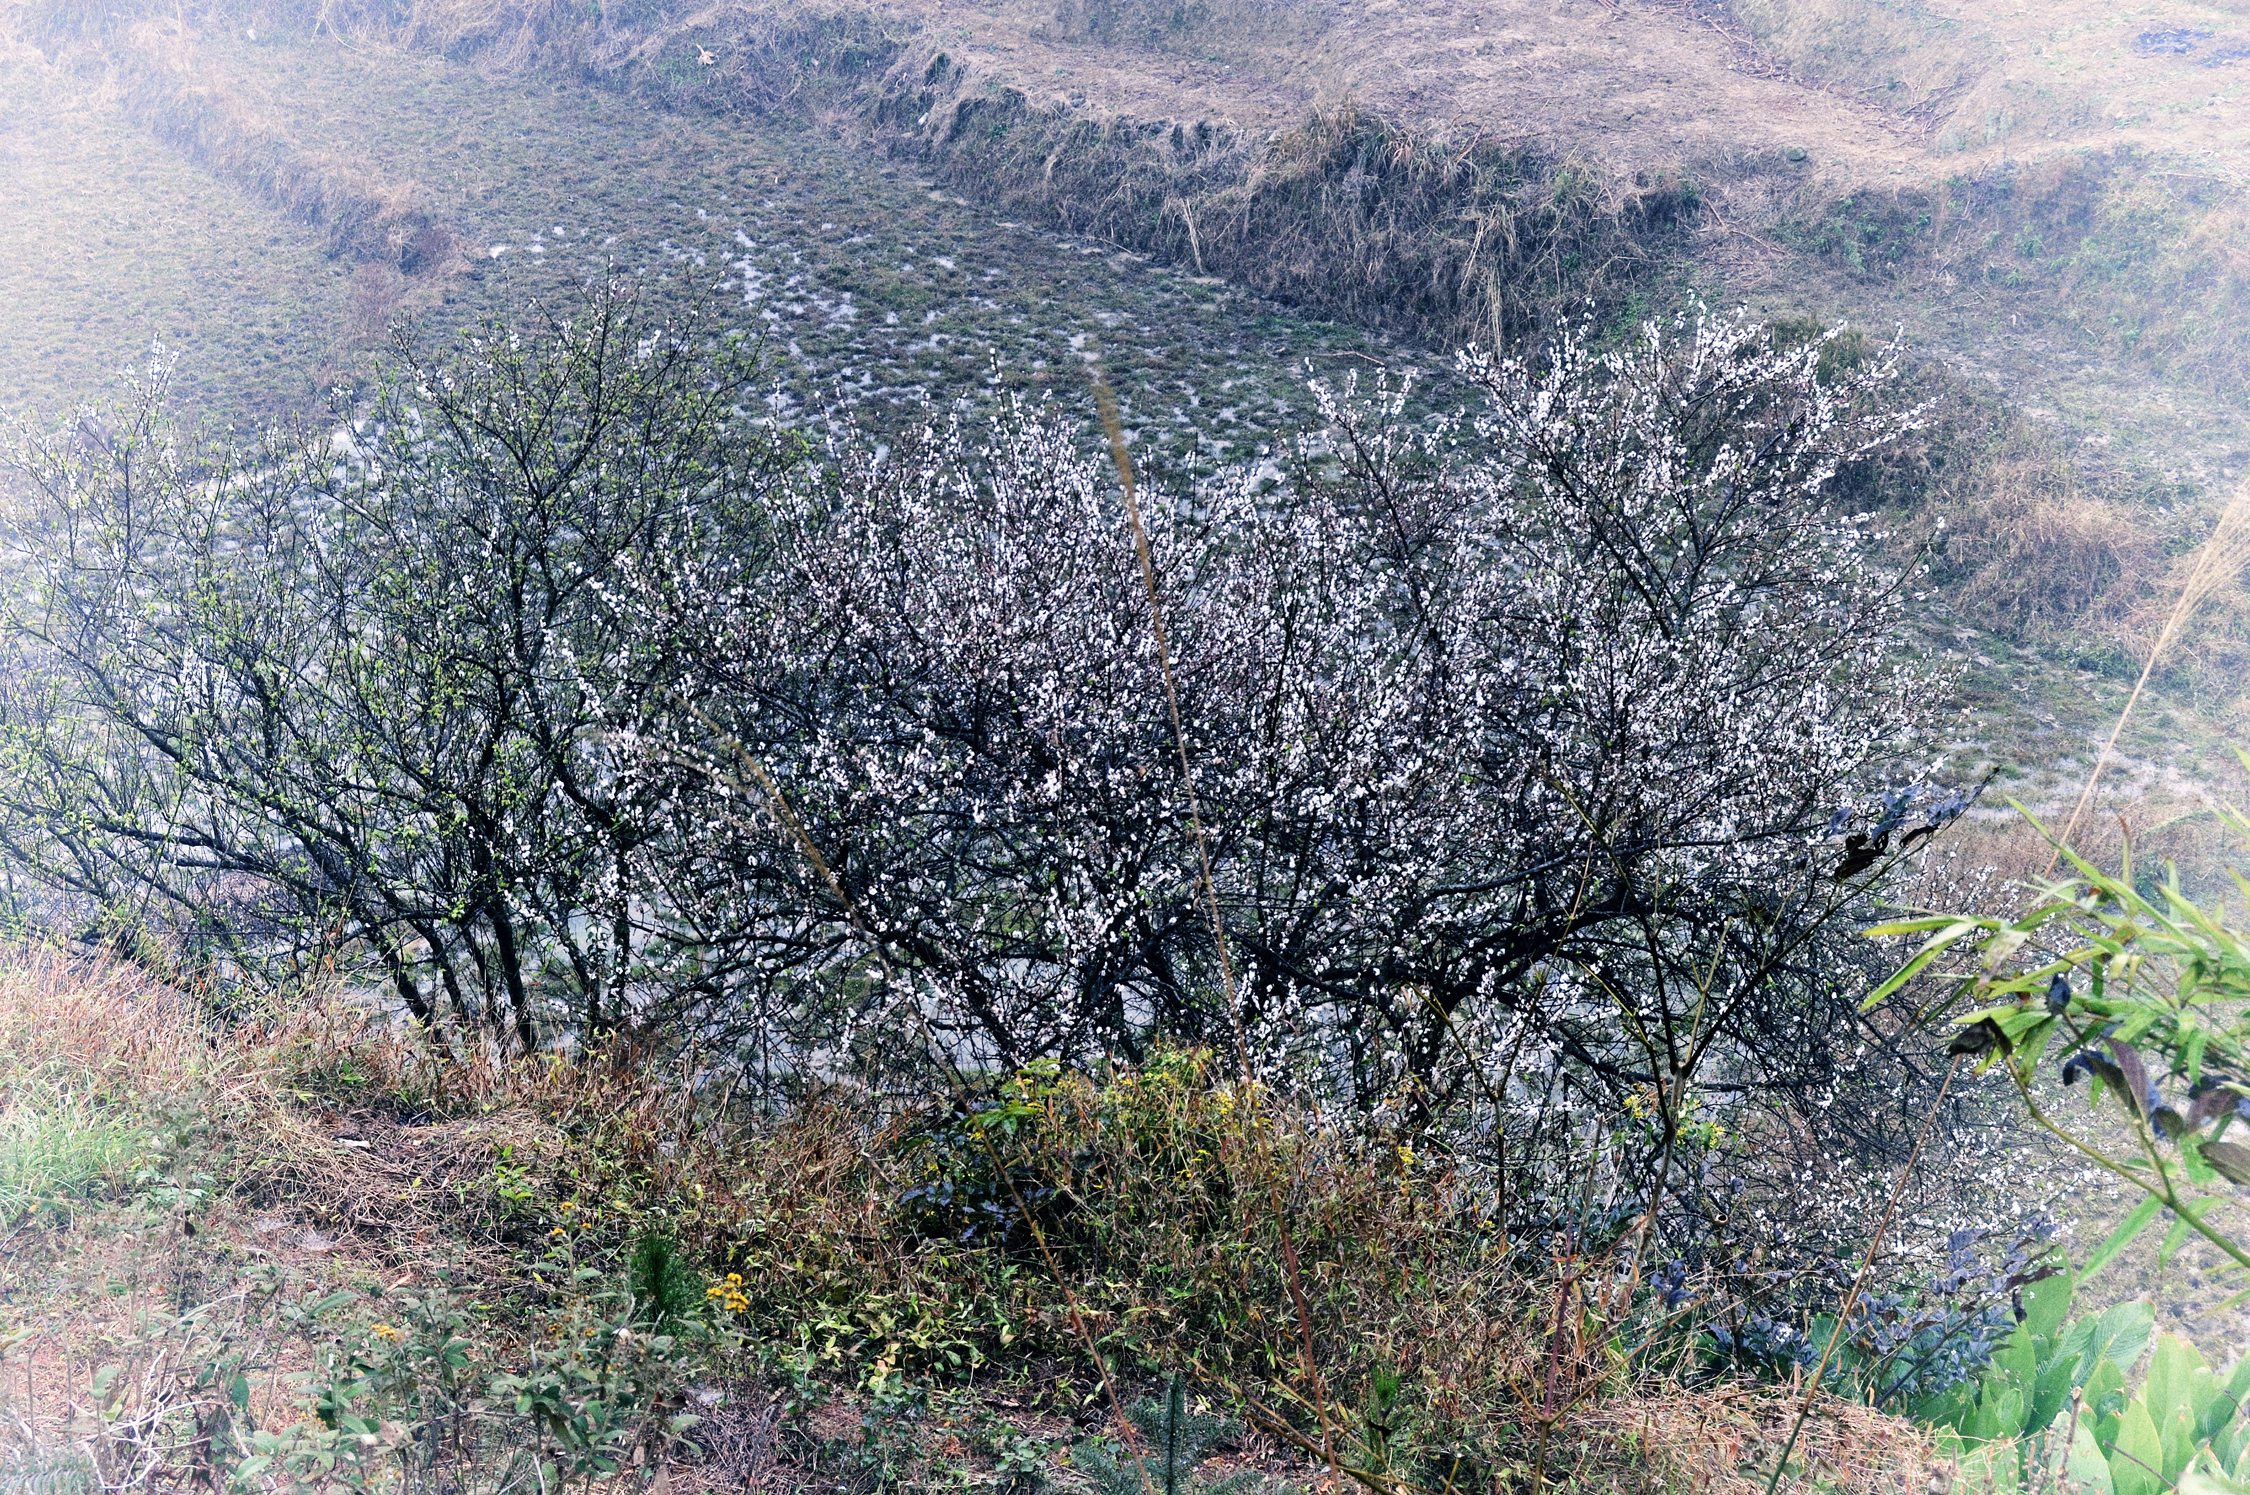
{"left": 0, "top": 44, "right": 350, "bottom": 427}
{"left": 4, "top": 24, "right": 1450, "bottom": 462}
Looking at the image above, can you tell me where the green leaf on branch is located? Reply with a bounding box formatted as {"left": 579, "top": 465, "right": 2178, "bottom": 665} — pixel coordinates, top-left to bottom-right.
{"left": 1860, "top": 917, "right": 1992, "bottom": 1009}
{"left": 2160, "top": 1214, "right": 2196, "bottom": 1271}
{"left": 2083, "top": 1197, "right": 2164, "bottom": 1282}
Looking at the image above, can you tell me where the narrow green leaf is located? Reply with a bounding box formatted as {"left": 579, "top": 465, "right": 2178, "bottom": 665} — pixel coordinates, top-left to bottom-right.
{"left": 1865, "top": 916, "right": 1986, "bottom": 940}
{"left": 1863, "top": 945, "right": 1958, "bottom": 1010}
{"left": 2083, "top": 1197, "right": 2164, "bottom": 1281}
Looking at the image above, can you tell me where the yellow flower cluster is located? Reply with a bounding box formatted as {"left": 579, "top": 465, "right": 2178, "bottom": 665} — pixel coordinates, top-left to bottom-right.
{"left": 705, "top": 1272, "right": 750, "bottom": 1314}
{"left": 549, "top": 1199, "right": 604, "bottom": 1241}
{"left": 371, "top": 1323, "right": 402, "bottom": 1343}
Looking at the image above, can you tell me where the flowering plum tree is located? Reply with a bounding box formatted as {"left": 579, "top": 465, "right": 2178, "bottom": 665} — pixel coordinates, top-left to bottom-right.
{"left": 0, "top": 290, "right": 786, "bottom": 1048}
{"left": 0, "top": 286, "right": 1963, "bottom": 1209}
{"left": 624, "top": 308, "right": 1951, "bottom": 1133}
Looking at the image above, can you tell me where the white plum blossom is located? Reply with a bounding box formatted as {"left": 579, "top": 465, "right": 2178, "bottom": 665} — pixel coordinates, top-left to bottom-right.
{"left": 622, "top": 308, "right": 1947, "bottom": 1134}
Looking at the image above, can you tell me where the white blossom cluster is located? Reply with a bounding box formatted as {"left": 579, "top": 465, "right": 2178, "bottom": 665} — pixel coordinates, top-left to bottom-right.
{"left": 612, "top": 307, "right": 1948, "bottom": 1135}
{"left": 0, "top": 298, "right": 1979, "bottom": 1264}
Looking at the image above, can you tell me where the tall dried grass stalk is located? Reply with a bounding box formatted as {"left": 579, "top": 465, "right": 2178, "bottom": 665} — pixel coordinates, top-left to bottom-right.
{"left": 1090, "top": 371, "right": 1246, "bottom": 1061}
{"left": 1091, "top": 369, "right": 1355, "bottom": 1484}
{"left": 2052, "top": 481, "right": 2250, "bottom": 870}
{"left": 0, "top": 946, "right": 217, "bottom": 1099}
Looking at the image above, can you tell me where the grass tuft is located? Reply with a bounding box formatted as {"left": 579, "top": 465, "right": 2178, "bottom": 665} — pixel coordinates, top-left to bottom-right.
{"left": 0, "top": 1086, "right": 145, "bottom": 1225}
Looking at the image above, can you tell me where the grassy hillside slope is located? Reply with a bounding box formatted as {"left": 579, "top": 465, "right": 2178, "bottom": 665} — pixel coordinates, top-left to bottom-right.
{"left": 0, "top": 953, "right": 1951, "bottom": 1493}
{"left": 10, "top": 3, "right": 2250, "bottom": 1485}
{"left": 4, "top": 0, "right": 2250, "bottom": 799}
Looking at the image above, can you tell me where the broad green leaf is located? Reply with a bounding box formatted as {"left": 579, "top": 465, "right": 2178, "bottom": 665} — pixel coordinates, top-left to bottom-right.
{"left": 2146, "top": 1333, "right": 2218, "bottom": 1429}
{"left": 1978, "top": 1383, "right": 2027, "bottom": 1447}
{"left": 2220, "top": 1413, "right": 2250, "bottom": 1479}
{"left": 2090, "top": 1357, "right": 2132, "bottom": 1443}
{"left": 2061, "top": 1303, "right": 2156, "bottom": 1390}
{"left": 2210, "top": 1357, "right": 2250, "bottom": 1448}
{"left": 2030, "top": 1350, "right": 2081, "bottom": 1439}
{"left": 2071, "top": 1415, "right": 2118, "bottom": 1495}
{"left": 2023, "top": 1268, "right": 2076, "bottom": 1345}
{"left": 2113, "top": 1398, "right": 2168, "bottom": 1495}
{"left": 1912, "top": 1377, "right": 1979, "bottom": 1435}
{"left": 2145, "top": 1336, "right": 2221, "bottom": 1479}
{"left": 1994, "top": 1322, "right": 2040, "bottom": 1386}
{"left": 2166, "top": 1399, "right": 2207, "bottom": 1482}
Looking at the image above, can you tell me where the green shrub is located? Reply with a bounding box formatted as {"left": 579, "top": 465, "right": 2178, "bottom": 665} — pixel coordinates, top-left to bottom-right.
{"left": 1912, "top": 1267, "right": 2250, "bottom": 1494}
{"left": 627, "top": 1231, "right": 703, "bottom": 1334}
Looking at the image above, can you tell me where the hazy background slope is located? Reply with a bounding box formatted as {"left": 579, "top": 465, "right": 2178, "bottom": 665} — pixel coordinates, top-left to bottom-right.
{"left": 4, "top": 0, "right": 2250, "bottom": 801}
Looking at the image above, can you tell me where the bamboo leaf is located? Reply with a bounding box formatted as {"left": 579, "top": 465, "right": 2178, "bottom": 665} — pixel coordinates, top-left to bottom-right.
{"left": 2083, "top": 1196, "right": 2164, "bottom": 1281}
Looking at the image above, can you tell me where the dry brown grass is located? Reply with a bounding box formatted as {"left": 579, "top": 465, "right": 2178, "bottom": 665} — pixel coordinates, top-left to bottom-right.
{"left": 130, "top": 47, "right": 463, "bottom": 275}
{"left": 1892, "top": 789, "right": 2250, "bottom": 934}
{"left": 1579, "top": 1382, "right": 1948, "bottom": 1495}
{"left": 1882, "top": 397, "right": 2250, "bottom": 728}
{"left": 0, "top": 954, "right": 550, "bottom": 1280}
{"left": 0, "top": 946, "right": 218, "bottom": 1102}
{"left": 2045, "top": 479, "right": 2250, "bottom": 860}
{"left": 1723, "top": 0, "right": 2250, "bottom": 168}
{"left": 867, "top": 77, "right": 1699, "bottom": 349}
{"left": 26, "top": 8, "right": 473, "bottom": 280}
{"left": 0, "top": 955, "right": 1958, "bottom": 1491}
{"left": 1948, "top": 466, "right": 2163, "bottom": 647}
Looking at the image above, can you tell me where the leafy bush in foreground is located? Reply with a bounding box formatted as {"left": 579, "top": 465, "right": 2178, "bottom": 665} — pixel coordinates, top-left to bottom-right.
{"left": 1879, "top": 787, "right": 2250, "bottom": 1297}
{"left": 1909, "top": 1266, "right": 2250, "bottom": 1495}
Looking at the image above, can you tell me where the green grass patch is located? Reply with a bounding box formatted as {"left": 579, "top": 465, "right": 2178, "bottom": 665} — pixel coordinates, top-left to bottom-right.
{"left": 0, "top": 1084, "right": 147, "bottom": 1224}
